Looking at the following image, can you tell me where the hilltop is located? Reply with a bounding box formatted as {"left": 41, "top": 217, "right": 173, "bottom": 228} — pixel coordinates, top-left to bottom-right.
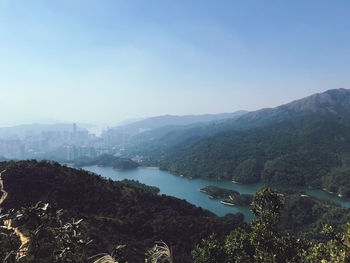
{"left": 225, "top": 88, "right": 350, "bottom": 128}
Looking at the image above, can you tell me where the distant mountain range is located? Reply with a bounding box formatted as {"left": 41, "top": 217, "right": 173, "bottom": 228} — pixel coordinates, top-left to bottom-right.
{"left": 109, "top": 111, "right": 248, "bottom": 136}
{"left": 220, "top": 88, "right": 350, "bottom": 129}
{"left": 122, "top": 89, "right": 350, "bottom": 198}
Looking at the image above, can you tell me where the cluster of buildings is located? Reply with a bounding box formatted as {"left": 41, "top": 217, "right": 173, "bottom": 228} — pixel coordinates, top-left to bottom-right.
{"left": 0, "top": 123, "right": 113, "bottom": 161}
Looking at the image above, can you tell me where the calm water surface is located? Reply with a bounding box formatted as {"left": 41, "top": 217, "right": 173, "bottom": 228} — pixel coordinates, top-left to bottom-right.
{"left": 83, "top": 166, "right": 350, "bottom": 223}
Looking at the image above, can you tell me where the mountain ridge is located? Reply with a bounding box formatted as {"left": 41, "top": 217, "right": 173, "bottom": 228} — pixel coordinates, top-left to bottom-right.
{"left": 121, "top": 89, "right": 350, "bottom": 163}
{"left": 220, "top": 88, "right": 350, "bottom": 130}
{"left": 155, "top": 89, "right": 350, "bottom": 197}
{"left": 108, "top": 111, "right": 248, "bottom": 136}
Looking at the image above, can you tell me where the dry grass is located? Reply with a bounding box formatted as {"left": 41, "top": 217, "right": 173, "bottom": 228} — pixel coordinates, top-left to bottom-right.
{"left": 148, "top": 241, "right": 173, "bottom": 263}
{"left": 91, "top": 254, "right": 118, "bottom": 263}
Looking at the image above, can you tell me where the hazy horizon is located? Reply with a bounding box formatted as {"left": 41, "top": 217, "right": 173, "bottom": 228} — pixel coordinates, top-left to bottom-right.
{"left": 1, "top": 1, "right": 349, "bottom": 125}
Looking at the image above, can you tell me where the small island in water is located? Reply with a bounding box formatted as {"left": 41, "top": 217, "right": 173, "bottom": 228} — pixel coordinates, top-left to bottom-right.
{"left": 200, "top": 185, "right": 253, "bottom": 206}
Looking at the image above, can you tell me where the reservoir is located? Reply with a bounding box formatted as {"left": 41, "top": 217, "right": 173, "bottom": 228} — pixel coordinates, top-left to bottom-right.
{"left": 83, "top": 166, "right": 350, "bottom": 222}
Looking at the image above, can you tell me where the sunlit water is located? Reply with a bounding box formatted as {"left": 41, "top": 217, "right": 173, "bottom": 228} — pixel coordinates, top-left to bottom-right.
{"left": 82, "top": 166, "right": 350, "bottom": 223}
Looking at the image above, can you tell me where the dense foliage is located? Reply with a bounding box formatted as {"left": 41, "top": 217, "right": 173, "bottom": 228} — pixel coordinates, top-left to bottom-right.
{"left": 279, "top": 193, "right": 350, "bottom": 240}
{"left": 0, "top": 202, "right": 92, "bottom": 263}
{"left": 120, "top": 90, "right": 350, "bottom": 197}
{"left": 192, "top": 187, "right": 350, "bottom": 263}
{"left": 0, "top": 160, "right": 244, "bottom": 262}
{"left": 321, "top": 166, "right": 350, "bottom": 197}
{"left": 200, "top": 185, "right": 350, "bottom": 240}
{"left": 159, "top": 115, "right": 350, "bottom": 197}
{"left": 1, "top": 162, "right": 349, "bottom": 262}
{"left": 119, "top": 179, "right": 160, "bottom": 194}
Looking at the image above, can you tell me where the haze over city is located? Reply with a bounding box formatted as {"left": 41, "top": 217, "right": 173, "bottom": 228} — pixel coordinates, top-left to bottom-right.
{"left": 1, "top": 0, "right": 350, "bottom": 126}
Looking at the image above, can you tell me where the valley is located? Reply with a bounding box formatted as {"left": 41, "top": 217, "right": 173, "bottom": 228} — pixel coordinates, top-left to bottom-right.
{"left": 1, "top": 89, "right": 350, "bottom": 262}
{"left": 83, "top": 165, "right": 350, "bottom": 222}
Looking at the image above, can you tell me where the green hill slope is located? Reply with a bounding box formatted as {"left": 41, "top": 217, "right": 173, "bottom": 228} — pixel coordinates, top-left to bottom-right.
{"left": 159, "top": 89, "right": 350, "bottom": 197}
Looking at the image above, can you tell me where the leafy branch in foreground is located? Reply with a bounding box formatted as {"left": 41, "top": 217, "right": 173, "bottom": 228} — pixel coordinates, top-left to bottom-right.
{"left": 1, "top": 202, "right": 92, "bottom": 263}
{"left": 2, "top": 186, "right": 349, "bottom": 263}
{"left": 302, "top": 223, "right": 350, "bottom": 263}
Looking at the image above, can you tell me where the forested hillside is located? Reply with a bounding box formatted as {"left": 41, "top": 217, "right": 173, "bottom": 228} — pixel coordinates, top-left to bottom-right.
{"left": 0, "top": 160, "right": 243, "bottom": 262}
{"left": 0, "top": 161, "right": 349, "bottom": 262}
{"left": 192, "top": 188, "right": 350, "bottom": 263}
{"left": 158, "top": 89, "right": 350, "bottom": 197}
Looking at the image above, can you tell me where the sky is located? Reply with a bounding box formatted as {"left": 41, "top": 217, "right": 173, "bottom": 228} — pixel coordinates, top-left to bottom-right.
{"left": 1, "top": 0, "right": 350, "bottom": 126}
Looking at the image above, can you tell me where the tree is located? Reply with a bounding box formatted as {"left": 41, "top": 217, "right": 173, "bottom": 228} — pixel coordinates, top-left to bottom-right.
{"left": 192, "top": 234, "right": 225, "bottom": 263}
{"left": 302, "top": 223, "right": 350, "bottom": 263}
{"left": 192, "top": 187, "right": 303, "bottom": 263}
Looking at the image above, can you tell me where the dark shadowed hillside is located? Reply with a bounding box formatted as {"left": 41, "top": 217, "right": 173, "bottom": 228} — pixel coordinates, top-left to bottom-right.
{"left": 0, "top": 160, "right": 244, "bottom": 262}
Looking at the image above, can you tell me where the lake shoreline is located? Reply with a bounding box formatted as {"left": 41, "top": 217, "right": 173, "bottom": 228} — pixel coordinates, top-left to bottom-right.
{"left": 81, "top": 165, "right": 350, "bottom": 223}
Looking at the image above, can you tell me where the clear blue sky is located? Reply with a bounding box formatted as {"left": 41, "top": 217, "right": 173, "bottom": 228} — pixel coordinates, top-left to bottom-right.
{"left": 1, "top": 0, "right": 349, "bottom": 125}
